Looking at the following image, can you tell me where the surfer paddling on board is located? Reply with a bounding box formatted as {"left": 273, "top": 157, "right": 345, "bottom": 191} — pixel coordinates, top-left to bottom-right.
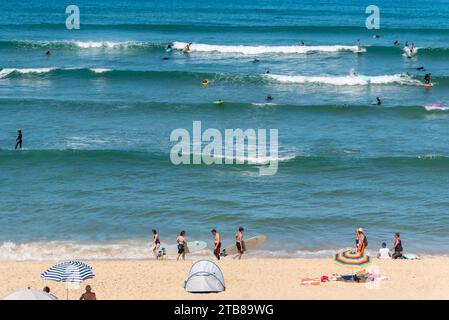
{"left": 211, "top": 229, "right": 222, "bottom": 260}
{"left": 15, "top": 130, "right": 23, "bottom": 150}
{"left": 234, "top": 227, "right": 245, "bottom": 260}
{"left": 176, "top": 230, "right": 187, "bottom": 261}
{"left": 151, "top": 229, "right": 161, "bottom": 259}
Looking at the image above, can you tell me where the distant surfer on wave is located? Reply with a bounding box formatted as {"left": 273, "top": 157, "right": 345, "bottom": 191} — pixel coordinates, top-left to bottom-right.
{"left": 376, "top": 97, "right": 382, "bottom": 106}
{"left": 182, "top": 43, "right": 192, "bottom": 54}
{"left": 211, "top": 229, "right": 222, "bottom": 260}
{"left": 424, "top": 73, "right": 432, "bottom": 84}
{"left": 15, "top": 130, "right": 22, "bottom": 150}
{"left": 234, "top": 227, "right": 245, "bottom": 260}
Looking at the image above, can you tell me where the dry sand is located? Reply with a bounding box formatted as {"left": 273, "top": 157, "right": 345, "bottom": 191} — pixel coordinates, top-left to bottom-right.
{"left": 1, "top": 258, "right": 448, "bottom": 300}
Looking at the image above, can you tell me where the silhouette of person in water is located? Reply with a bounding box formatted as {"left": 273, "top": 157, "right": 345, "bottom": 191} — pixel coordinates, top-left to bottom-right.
{"left": 46, "top": 50, "right": 51, "bottom": 56}
{"left": 15, "top": 130, "right": 22, "bottom": 149}
{"left": 376, "top": 97, "right": 382, "bottom": 105}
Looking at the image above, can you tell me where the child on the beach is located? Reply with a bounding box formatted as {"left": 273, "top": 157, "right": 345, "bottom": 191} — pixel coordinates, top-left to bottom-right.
{"left": 377, "top": 242, "right": 391, "bottom": 259}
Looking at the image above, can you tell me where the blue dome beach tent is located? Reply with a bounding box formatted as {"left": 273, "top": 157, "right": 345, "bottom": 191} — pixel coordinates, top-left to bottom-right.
{"left": 184, "top": 260, "right": 225, "bottom": 293}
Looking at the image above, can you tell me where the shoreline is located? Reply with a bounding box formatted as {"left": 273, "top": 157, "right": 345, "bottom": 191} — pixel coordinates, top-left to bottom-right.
{"left": 1, "top": 258, "right": 449, "bottom": 300}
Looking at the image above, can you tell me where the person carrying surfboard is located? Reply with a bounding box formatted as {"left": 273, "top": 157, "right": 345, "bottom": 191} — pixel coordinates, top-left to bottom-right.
{"left": 176, "top": 231, "right": 187, "bottom": 261}
{"left": 234, "top": 227, "right": 245, "bottom": 260}
{"left": 211, "top": 229, "right": 221, "bottom": 260}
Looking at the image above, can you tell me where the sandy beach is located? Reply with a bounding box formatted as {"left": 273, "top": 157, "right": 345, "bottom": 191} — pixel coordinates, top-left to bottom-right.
{"left": 1, "top": 258, "right": 448, "bottom": 300}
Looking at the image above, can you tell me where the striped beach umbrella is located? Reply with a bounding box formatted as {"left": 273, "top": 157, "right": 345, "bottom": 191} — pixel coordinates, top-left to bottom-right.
{"left": 334, "top": 250, "right": 370, "bottom": 267}
{"left": 41, "top": 260, "right": 94, "bottom": 299}
{"left": 41, "top": 260, "right": 94, "bottom": 282}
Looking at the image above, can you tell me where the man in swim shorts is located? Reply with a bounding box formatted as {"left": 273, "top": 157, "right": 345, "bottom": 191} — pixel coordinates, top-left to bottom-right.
{"left": 234, "top": 227, "right": 244, "bottom": 260}
{"left": 211, "top": 229, "right": 221, "bottom": 260}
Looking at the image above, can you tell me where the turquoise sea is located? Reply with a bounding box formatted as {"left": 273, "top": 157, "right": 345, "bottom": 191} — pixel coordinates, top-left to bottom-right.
{"left": 1, "top": 0, "right": 449, "bottom": 260}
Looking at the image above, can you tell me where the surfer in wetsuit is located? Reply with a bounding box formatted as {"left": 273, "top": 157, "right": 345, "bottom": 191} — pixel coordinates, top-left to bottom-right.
{"left": 234, "top": 227, "right": 244, "bottom": 260}
{"left": 266, "top": 95, "right": 273, "bottom": 101}
{"left": 152, "top": 229, "right": 161, "bottom": 259}
{"left": 211, "top": 229, "right": 222, "bottom": 260}
{"left": 46, "top": 50, "right": 51, "bottom": 56}
{"left": 15, "top": 130, "right": 22, "bottom": 150}
{"left": 376, "top": 97, "right": 382, "bottom": 105}
{"left": 394, "top": 40, "right": 400, "bottom": 46}
{"left": 176, "top": 230, "right": 187, "bottom": 261}
{"left": 424, "top": 73, "right": 432, "bottom": 84}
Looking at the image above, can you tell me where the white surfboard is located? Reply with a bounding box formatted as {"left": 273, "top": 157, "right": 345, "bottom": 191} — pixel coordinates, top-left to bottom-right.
{"left": 157, "top": 240, "right": 207, "bottom": 256}
{"left": 403, "top": 46, "right": 417, "bottom": 58}
{"left": 424, "top": 104, "right": 448, "bottom": 111}
{"left": 221, "top": 235, "right": 267, "bottom": 256}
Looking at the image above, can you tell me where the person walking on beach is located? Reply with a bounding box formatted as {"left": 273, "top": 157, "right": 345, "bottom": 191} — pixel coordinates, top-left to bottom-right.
{"left": 211, "top": 229, "right": 221, "bottom": 260}
{"left": 392, "top": 232, "right": 403, "bottom": 259}
{"left": 80, "top": 285, "right": 96, "bottom": 300}
{"left": 234, "top": 227, "right": 244, "bottom": 260}
{"left": 15, "top": 130, "right": 23, "bottom": 149}
{"left": 176, "top": 230, "right": 187, "bottom": 261}
{"left": 356, "top": 228, "right": 367, "bottom": 253}
{"left": 151, "top": 229, "right": 161, "bottom": 259}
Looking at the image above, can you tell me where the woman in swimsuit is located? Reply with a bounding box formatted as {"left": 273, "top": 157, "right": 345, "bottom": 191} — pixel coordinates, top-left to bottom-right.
{"left": 176, "top": 231, "right": 187, "bottom": 261}
{"left": 356, "top": 228, "right": 368, "bottom": 253}
{"left": 392, "top": 232, "right": 403, "bottom": 259}
{"left": 234, "top": 227, "right": 244, "bottom": 260}
{"left": 151, "top": 229, "right": 161, "bottom": 259}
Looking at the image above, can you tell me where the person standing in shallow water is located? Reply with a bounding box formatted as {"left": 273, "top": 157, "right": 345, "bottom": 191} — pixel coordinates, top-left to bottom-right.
{"left": 15, "top": 130, "right": 22, "bottom": 149}
{"left": 234, "top": 227, "right": 245, "bottom": 260}
{"left": 211, "top": 229, "right": 221, "bottom": 260}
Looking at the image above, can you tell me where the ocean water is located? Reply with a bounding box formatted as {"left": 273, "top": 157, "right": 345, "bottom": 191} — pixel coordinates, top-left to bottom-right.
{"left": 1, "top": 0, "right": 449, "bottom": 260}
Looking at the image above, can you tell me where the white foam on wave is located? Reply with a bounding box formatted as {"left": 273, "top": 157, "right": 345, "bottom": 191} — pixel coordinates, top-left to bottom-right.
{"left": 0, "top": 67, "right": 54, "bottom": 79}
{"left": 89, "top": 68, "right": 113, "bottom": 73}
{"left": 172, "top": 41, "right": 364, "bottom": 55}
{"left": 0, "top": 241, "right": 212, "bottom": 261}
{"left": 0, "top": 241, "right": 441, "bottom": 261}
{"left": 72, "top": 41, "right": 146, "bottom": 49}
{"left": 265, "top": 73, "right": 422, "bottom": 86}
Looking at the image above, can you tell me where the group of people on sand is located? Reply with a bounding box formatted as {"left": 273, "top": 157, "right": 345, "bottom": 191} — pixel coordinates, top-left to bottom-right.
{"left": 42, "top": 285, "right": 96, "bottom": 300}
{"left": 151, "top": 227, "right": 246, "bottom": 261}
{"left": 355, "top": 228, "right": 404, "bottom": 259}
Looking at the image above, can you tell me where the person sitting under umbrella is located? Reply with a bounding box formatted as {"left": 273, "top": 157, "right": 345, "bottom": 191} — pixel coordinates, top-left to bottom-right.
{"left": 80, "top": 285, "right": 96, "bottom": 300}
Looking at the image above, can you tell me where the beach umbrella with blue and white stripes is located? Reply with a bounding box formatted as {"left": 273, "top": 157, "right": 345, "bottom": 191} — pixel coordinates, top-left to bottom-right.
{"left": 41, "top": 261, "right": 94, "bottom": 299}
